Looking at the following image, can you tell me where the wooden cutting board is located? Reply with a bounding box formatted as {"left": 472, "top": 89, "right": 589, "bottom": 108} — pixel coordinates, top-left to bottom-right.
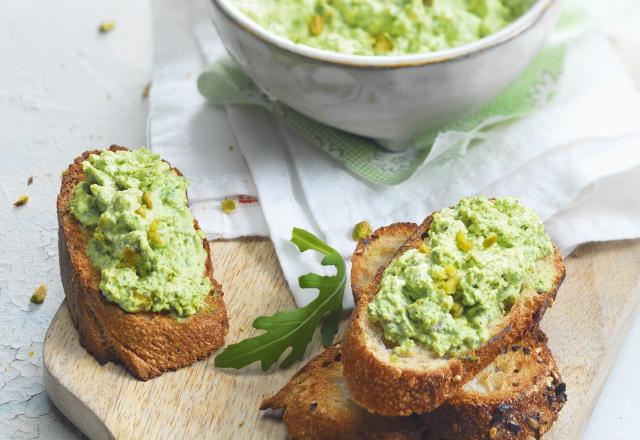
{"left": 43, "top": 238, "right": 640, "bottom": 440}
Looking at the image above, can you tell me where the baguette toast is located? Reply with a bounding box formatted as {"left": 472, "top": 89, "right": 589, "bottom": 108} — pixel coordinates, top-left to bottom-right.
{"left": 262, "top": 332, "right": 566, "bottom": 440}
{"left": 342, "top": 208, "right": 566, "bottom": 415}
{"left": 57, "top": 146, "right": 229, "bottom": 380}
{"left": 262, "top": 222, "right": 566, "bottom": 439}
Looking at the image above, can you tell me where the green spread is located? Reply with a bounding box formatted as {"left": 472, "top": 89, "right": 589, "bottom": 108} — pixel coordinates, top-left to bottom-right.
{"left": 70, "top": 148, "right": 211, "bottom": 317}
{"left": 368, "top": 196, "right": 553, "bottom": 358}
{"left": 233, "top": 0, "right": 536, "bottom": 56}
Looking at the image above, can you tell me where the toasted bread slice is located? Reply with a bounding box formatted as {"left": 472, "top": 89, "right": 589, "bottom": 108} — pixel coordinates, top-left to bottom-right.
{"left": 351, "top": 222, "right": 419, "bottom": 305}
{"left": 57, "top": 146, "right": 229, "bottom": 380}
{"left": 262, "top": 223, "right": 566, "bottom": 439}
{"left": 261, "top": 331, "right": 566, "bottom": 440}
{"left": 342, "top": 210, "right": 566, "bottom": 415}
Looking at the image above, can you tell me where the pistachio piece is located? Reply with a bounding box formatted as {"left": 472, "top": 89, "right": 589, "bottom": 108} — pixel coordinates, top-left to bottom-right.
{"left": 309, "top": 14, "right": 324, "bottom": 36}
{"left": 450, "top": 302, "right": 463, "bottom": 318}
{"left": 147, "top": 219, "right": 165, "bottom": 247}
{"left": 99, "top": 21, "right": 115, "bottom": 33}
{"left": 483, "top": 233, "right": 498, "bottom": 248}
{"left": 30, "top": 284, "right": 47, "bottom": 304}
{"left": 142, "top": 191, "right": 153, "bottom": 209}
{"left": 352, "top": 221, "right": 372, "bottom": 241}
{"left": 221, "top": 198, "right": 237, "bottom": 214}
{"left": 373, "top": 32, "right": 394, "bottom": 53}
{"left": 456, "top": 229, "right": 472, "bottom": 251}
{"left": 121, "top": 246, "right": 139, "bottom": 268}
{"left": 13, "top": 195, "right": 29, "bottom": 207}
{"left": 418, "top": 242, "right": 430, "bottom": 254}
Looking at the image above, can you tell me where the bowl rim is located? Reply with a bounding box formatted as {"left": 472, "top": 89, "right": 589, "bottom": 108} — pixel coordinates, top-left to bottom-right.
{"left": 211, "top": 0, "right": 556, "bottom": 68}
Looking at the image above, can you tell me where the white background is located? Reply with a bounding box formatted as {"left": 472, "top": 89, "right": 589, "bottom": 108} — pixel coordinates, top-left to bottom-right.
{"left": 0, "top": 1, "right": 638, "bottom": 438}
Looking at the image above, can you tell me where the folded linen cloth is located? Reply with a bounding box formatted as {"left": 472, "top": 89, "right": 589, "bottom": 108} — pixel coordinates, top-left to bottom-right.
{"left": 149, "top": 0, "right": 640, "bottom": 308}
{"left": 149, "top": 0, "right": 268, "bottom": 239}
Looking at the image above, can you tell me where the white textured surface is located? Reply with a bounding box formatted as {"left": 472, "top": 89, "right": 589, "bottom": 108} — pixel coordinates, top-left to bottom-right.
{"left": 0, "top": 1, "right": 150, "bottom": 438}
{"left": 1, "top": 0, "right": 639, "bottom": 439}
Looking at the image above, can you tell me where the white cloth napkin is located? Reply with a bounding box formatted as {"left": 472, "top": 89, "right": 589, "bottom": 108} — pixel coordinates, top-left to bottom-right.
{"left": 149, "top": 0, "right": 268, "bottom": 238}
{"left": 149, "top": 0, "right": 640, "bottom": 308}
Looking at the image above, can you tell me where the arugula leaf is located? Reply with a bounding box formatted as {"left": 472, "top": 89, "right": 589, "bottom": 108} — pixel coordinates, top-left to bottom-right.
{"left": 214, "top": 227, "right": 346, "bottom": 370}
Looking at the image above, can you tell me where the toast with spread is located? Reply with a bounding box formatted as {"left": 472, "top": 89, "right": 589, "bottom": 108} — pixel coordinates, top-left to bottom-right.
{"left": 57, "top": 146, "right": 229, "bottom": 380}
{"left": 342, "top": 198, "right": 566, "bottom": 415}
{"left": 262, "top": 220, "right": 566, "bottom": 439}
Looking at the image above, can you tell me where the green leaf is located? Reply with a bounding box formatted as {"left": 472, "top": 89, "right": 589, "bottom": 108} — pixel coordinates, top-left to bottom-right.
{"left": 214, "top": 227, "right": 346, "bottom": 370}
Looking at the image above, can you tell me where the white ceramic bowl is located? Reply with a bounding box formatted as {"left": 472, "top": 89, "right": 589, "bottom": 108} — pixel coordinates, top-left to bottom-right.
{"left": 210, "top": 0, "right": 559, "bottom": 151}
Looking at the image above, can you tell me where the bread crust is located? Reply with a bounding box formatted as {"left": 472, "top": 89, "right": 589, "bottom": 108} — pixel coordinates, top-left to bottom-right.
{"left": 57, "top": 146, "right": 229, "bottom": 381}
{"left": 342, "top": 213, "right": 566, "bottom": 416}
{"left": 261, "top": 331, "right": 566, "bottom": 440}
{"left": 261, "top": 344, "right": 429, "bottom": 440}
{"left": 424, "top": 329, "right": 567, "bottom": 439}
{"left": 351, "top": 222, "right": 418, "bottom": 305}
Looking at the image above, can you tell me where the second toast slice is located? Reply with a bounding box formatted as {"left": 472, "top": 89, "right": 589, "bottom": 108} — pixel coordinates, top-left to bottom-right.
{"left": 342, "top": 199, "right": 566, "bottom": 415}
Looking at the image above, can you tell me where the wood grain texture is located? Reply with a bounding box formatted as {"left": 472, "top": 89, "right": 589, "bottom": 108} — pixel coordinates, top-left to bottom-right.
{"left": 43, "top": 238, "right": 640, "bottom": 440}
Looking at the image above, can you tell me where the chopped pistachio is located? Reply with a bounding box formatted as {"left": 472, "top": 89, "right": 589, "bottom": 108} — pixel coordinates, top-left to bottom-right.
{"left": 221, "top": 198, "right": 237, "bottom": 214}
{"left": 483, "top": 233, "right": 498, "bottom": 249}
{"left": 373, "top": 33, "right": 394, "bottom": 53}
{"left": 432, "top": 267, "right": 447, "bottom": 280}
{"left": 352, "top": 221, "right": 372, "bottom": 241}
{"left": 390, "top": 353, "right": 400, "bottom": 363}
{"left": 444, "top": 264, "right": 457, "bottom": 278}
{"left": 99, "top": 21, "right": 115, "bottom": 33}
{"left": 132, "top": 292, "right": 152, "bottom": 308}
{"left": 308, "top": 14, "right": 324, "bottom": 36}
{"left": 121, "top": 246, "right": 138, "bottom": 268}
{"left": 418, "top": 242, "right": 430, "bottom": 254}
{"left": 443, "top": 276, "right": 459, "bottom": 295}
{"left": 28, "top": 351, "right": 35, "bottom": 358}
{"left": 13, "top": 195, "right": 29, "bottom": 207}
{"left": 30, "top": 284, "right": 47, "bottom": 304}
{"left": 147, "top": 219, "right": 165, "bottom": 247}
{"left": 456, "top": 229, "right": 472, "bottom": 252}
{"left": 94, "top": 231, "right": 106, "bottom": 242}
{"left": 98, "top": 214, "right": 109, "bottom": 229}
{"left": 142, "top": 82, "right": 151, "bottom": 98}
{"left": 142, "top": 191, "right": 153, "bottom": 209}
{"left": 135, "top": 207, "right": 147, "bottom": 217}
{"left": 450, "top": 302, "right": 463, "bottom": 318}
